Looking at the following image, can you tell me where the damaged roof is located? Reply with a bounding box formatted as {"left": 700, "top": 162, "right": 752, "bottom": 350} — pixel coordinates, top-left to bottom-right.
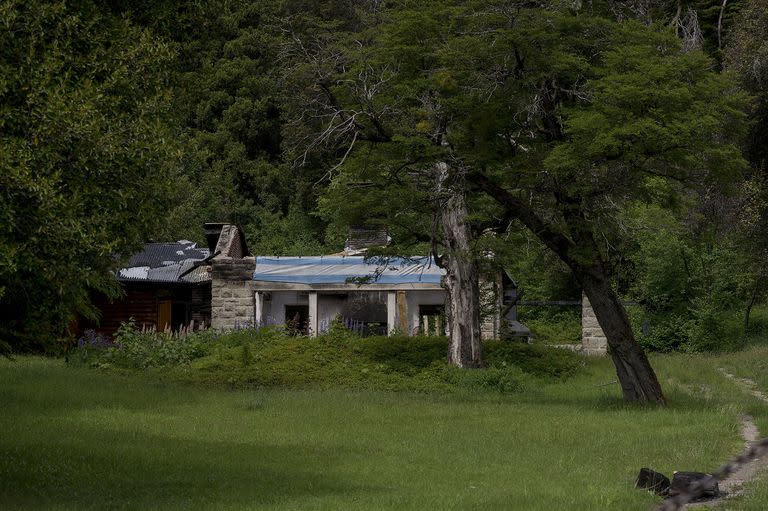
{"left": 253, "top": 256, "right": 444, "bottom": 285}
{"left": 118, "top": 242, "right": 211, "bottom": 284}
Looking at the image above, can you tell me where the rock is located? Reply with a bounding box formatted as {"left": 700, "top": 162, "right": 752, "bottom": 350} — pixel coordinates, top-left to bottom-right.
{"left": 669, "top": 471, "right": 719, "bottom": 499}
{"left": 635, "top": 468, "right": 671, "bottom": 496}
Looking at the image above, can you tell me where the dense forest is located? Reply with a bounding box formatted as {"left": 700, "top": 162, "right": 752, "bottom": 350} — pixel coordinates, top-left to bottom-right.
{"left": 2, "top": 0, "right": 767, "bottom": 384}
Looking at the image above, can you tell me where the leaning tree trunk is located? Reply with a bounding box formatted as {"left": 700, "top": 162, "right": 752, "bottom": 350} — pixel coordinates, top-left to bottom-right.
{"left": 471, "top": 172, "right": 665, "bottom": 403}
{"left": 579, "top": 260, "right": 666, "bottom": 404}
{"left": 436, "top": 163, "right": 483, "bottom": 368}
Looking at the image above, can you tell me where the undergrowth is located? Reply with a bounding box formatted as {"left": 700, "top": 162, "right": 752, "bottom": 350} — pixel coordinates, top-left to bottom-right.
{"left": 71, "top": 320, "right": 584, "bottom": 394}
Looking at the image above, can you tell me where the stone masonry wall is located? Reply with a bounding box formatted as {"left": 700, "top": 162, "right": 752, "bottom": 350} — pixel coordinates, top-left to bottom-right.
{"left": 211, "top": 256, "right": 256, "bottom": 330}
{"left": 479, "top": 275, "right": 501, "bottom": 341}
{"left": 581, "top": 292, "right": 608, "bottom": 355}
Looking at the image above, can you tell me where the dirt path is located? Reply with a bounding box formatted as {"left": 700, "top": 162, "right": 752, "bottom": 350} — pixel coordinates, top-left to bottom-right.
{"left": 685, "top": 370, "right": 768, "bottom": 507}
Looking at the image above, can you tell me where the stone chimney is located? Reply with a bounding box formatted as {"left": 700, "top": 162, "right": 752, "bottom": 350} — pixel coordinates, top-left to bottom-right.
{"left": 343, "top": 227, "right": 390, "bottom": 254}
{"left": 209, "top": 224, "right": 256, "bottom": 330}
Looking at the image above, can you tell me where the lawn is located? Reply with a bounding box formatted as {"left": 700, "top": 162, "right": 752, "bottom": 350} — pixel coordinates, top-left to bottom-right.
{"left": 3, "top": 351, "right": 768, "bottom": 511}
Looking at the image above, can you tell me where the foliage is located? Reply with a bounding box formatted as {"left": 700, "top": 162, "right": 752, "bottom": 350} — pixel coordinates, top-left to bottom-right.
{"left": 73, "top": 320, "right": 219, "bottom": 369}
{"left": 519, "top": 308, "right": 582, "bottom": 346}
{"left": 144, "top": 0, "right": 338, "bottom": 253}
{"left": 0, "top": 1, "right": 181, "bottom": 350}
{"left": 620, "top": 199, "right": 756, "bottom": 352}
{"left": 1, "top": 0, "right": 762, "bottom": 359}
{"left": 724, "top": 0, "right": 768, "bottom": 169}
{"left": 75, "top": 323, "right": 583, "bottom": 393}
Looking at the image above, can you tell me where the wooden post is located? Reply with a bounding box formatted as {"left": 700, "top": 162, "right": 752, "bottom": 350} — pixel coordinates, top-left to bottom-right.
{"left": 397, "top": 291, "right": 408, "bottom": 334}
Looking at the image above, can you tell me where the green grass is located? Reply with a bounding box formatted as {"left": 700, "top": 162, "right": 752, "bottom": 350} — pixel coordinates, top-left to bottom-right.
{"left": 4, "top": 352, "right": 768, "bottom": 510}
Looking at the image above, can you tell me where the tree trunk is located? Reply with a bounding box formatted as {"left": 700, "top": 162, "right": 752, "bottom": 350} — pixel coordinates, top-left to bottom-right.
{"left": 436, "top": 163, "right": 483, "bottom": 368}
{"left": 472, "top": 173, "right": 665, "bottom": 404}
{"left": 744, "top": 274, "right": 760, "bottom": 332}
{"left": 579, "top": 260, "right": 666, "bottom": 404}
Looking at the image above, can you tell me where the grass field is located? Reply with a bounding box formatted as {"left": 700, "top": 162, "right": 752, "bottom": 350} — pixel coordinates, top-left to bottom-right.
{"left": 3, "top": 351, "right": 768, "bottom": 510}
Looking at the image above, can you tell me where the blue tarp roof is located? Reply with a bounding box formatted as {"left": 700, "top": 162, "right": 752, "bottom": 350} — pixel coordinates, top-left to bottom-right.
{"left": 253, "top": 256, "right": 444, "bottom": 285}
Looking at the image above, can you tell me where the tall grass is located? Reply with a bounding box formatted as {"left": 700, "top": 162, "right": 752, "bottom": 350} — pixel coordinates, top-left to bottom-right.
{"left": 2, "top": 354, "right": 766, "bottom": 510}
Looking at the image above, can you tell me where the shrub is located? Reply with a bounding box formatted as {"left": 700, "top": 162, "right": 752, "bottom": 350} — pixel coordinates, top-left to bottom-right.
{"left": 633, "top": 307, "right": 744, "bottom": 353}
{"left": 74, "top": 321, "right": 584, "bottom": 394}
{"left": 74, "top": 320, "right": 219, "bottom": 369}
{"left": 634, "top": 313, "right": 689, "bottom": 353}
{"left": 484, "top": 341, "right": 583, "bottom": 379}
{"left": 518, "top": 307, "right": 581, "bottom": 344}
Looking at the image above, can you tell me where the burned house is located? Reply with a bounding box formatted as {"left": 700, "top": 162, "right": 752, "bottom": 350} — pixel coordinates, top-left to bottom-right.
{"left": 211, "top": 227, "right": 523, "bottom": 338}
{"left": 84, "top": 224, "right": 248, "bottom": 336}
{"left": 91, "top": 223, "right": 524, "bottom": 339}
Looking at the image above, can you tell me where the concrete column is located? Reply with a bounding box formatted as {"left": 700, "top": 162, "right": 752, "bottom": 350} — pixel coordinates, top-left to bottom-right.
{"left": 308, "top": 291, "right": 318, "bottom": 337}
{"left": 387, "top": 291, "right": 397, "bottom": 335}
{"left": 581, "top": 292, "right": 607, "bottom": 355}
{"left": 254, "top": 292, "right": 263, "bottom": 328}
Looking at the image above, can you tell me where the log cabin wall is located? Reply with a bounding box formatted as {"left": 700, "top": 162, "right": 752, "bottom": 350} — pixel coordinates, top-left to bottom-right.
{"left": 88, "top": 286, "right": 158, "bottom": 335}
{"left": 84, "top": 282, "right": 212, "bottom": 337}
{"left": 191, "top": 284, "right": 212, "bottom": 329}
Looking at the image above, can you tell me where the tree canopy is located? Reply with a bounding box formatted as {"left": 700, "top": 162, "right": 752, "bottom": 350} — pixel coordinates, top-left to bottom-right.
{"left": 0, "top": 1, "right": 180, "bottom": 351}
{"left": 0, "top": 0, "right": 764, "bottom": 394}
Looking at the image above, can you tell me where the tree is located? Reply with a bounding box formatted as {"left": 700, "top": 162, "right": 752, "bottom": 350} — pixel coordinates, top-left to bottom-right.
{"left": 465, "top": 5, "right": 744, "bottom": 403}
{"left": 307, "top": 0, "right": 747, "bottom": 403}
{"left": 0, "top": 1, "right": 180, "bottom": 351}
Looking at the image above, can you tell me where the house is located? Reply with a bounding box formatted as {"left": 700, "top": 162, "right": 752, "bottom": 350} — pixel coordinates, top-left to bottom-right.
{"left": 82, "top": 223, "right": 248, "bottom": 336}
{"left": 210, "top": 225, "right": 523, "bottom": 338}
{"left": 249, "top": 255, "right": 447, "bottom": 335}
{"left": 90, "top": 223, "right": 525, "bottom": 340}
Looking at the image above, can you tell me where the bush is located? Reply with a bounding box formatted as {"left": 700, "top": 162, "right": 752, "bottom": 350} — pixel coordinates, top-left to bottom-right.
{"left": 73, "top": 320, "right": 220, "bottom": 369}
{"left": 484, "top": 341, "right": 584, "bottom": 380}
{"left": 73, "top": 320, "right": 584, "bottom": 394}
{"left": 633, "top": 307, "right": 744, "bottom": 353}
{"left": 518, "top": 307, "right": 581, "bottom": 344}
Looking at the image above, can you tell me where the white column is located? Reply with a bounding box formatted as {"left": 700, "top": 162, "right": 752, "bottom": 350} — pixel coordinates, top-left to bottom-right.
{"left": 387, "top": 291, "right": 397, "bottom": 335}
{"left": 308, "top": 291, "right": 319, "bottom": 337}
{"left": 254, "top": 291, "right": 263, "bottom": 328}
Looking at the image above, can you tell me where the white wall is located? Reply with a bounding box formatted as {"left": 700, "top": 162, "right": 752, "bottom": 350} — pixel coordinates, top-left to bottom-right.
{"left": 261, "top": 291, "right": 308, "bottom": 326}
{"left": 405, "top": 290, "right": 446, "bottom": 335}
{"left": 317, "top": 294, "right": 345, "bottom": 333}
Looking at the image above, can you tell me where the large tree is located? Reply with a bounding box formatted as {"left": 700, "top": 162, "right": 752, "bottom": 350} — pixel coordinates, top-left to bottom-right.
{"left": 306, "top": 0, "right": 747, "bottom": 403}
{"left": 0, "top": 1, "right": 180, "bottom": 352}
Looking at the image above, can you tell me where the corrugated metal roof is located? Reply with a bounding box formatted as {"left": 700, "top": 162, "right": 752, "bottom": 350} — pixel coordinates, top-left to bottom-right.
{"left": 253, "top": 256, "right": 444, "bottom": 285}
{"left": 178, "top": 260, "right": 211, "bottom": 284}
{"left": 118, "top": 242, "right": 211, "bottom": 284}
{"left": 124, "top": 242, "right": 209, "bottom": 269}
{"left": 344, "top": 228, "right": 390, "bottom": 252}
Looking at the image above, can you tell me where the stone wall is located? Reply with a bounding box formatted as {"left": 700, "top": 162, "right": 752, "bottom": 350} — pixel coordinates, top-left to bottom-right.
{"left": 479, "top": 275, "right": 501, "bottom": 341}
{"left": 581, "top": 292, "right": 608, "bottom": 355}
{"left": 211, "top": 256, "right": 256, "bottom": 330}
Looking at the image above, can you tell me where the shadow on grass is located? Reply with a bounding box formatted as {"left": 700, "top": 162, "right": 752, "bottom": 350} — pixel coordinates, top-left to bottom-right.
{"left": 0, "top": 359, "right": 381, "bottom": 510}
{"left": 0, "top": 428, "right": 379, "bottom": 510}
